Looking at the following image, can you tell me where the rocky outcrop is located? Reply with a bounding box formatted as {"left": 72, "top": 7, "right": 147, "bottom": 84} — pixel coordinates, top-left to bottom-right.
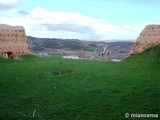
{"left": 129, "top": 24, "right": 160, "bottom": 55}
{"left": 0, "top": 24, "right": 32, "bottom": 58}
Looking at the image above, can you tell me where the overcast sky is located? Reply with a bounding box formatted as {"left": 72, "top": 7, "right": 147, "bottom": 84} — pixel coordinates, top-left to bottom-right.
{"left": 0, "top": 0, "right": 160, "bottom": 40}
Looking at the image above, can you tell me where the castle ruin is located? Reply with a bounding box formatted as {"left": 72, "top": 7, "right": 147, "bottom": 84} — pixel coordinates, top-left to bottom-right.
{"left": 0, "top": 24, "right": 32, "bottom": 58}
{"left": 129, "top": 24, "right": 160, "bottom": 55}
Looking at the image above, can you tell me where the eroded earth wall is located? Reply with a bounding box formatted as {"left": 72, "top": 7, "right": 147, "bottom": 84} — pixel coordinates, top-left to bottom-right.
{"left": 129, "top": 24, "right": 160, "bottom": 55}
{"left": 0, "top": 24, "right": 32, "bottom": 58}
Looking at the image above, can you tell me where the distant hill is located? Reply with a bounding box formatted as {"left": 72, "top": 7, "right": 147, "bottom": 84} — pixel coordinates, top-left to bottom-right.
{"left": 27, "top": 36, "right": 135, "bottom": 54}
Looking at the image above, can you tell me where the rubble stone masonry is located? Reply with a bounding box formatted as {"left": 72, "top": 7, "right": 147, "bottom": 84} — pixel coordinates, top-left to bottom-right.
{"left": 129, "top": 24, "right": 160, "bottom": 55}
{"left": 0, "top": 24, "right": 32, "bottom": 58}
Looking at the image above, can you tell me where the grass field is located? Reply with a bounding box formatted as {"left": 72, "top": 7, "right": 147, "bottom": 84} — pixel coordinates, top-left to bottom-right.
{"left": 0, "top": 45, "right": 160, "bottom": 120}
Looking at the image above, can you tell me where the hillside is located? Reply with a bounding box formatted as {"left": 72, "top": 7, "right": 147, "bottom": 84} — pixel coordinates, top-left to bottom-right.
{"left": 27, "top": 36, "right": 134, "bottom": 60}
{"left": 0, "top": 45, "right": 159, "bottom": 119}
{"left": 125, "top": 44, "right": 160, "bottom": 66}
{"left": 27, "top": 36, "right": 134, "bottom": 52}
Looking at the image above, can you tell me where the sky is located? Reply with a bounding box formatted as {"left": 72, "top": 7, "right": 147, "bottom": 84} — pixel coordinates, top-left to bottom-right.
{"left": 0, "top": 0, "right": 160, "bottom": 41}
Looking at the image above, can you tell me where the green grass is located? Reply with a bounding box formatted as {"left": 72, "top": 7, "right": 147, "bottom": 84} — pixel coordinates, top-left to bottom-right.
{"left": 0, "top": 45, "right": 160, "bottom": 120}
{"left": 86, "top": 47, "right": 96, "bottom": 51}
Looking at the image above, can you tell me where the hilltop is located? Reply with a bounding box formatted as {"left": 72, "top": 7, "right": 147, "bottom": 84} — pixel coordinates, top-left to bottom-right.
{"left": 0, "top": 45, "right": 159, "bottom": 119}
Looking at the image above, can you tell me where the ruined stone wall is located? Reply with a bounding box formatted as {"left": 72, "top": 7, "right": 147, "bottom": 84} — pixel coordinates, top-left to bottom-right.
{"left": 129, "top": 24, "right": 160, "bottom": 55}
{"left": 0, "top": 24, "right": 32, "bottom": 58}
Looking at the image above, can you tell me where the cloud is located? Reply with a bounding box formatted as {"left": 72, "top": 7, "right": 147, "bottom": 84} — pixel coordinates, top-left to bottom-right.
{"left": 0, "top": 0, "right": 28, "bottom": 10}
{"left": 122, "top": 24, "right": 141, "bottom": 30}
{"left": 0, "top": 7, "right": 143, "bottom": 40}
{"left": 18, "top": 10, "right": 29, "bottom": 15}
{"left": 43, "top": 23, "right": 93, "bottom": 34}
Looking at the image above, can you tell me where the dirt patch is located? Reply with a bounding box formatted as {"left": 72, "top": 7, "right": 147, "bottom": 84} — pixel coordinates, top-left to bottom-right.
{"left": 53, "top": 70, "right": 75, "bottom": 75}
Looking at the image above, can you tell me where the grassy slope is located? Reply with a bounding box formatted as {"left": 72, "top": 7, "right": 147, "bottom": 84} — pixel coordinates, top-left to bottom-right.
{"left": 0, "top": 45, "right": 160, "bottom": 120}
